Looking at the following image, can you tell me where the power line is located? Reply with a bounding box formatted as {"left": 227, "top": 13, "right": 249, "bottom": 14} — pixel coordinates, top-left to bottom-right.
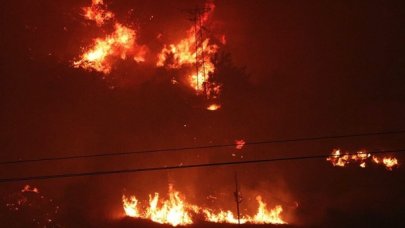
{"left": 0, "top": 149, "right": 403, "bottom": 183}
{"left": 1, "top": 130, "right": 404, "bottom": 166}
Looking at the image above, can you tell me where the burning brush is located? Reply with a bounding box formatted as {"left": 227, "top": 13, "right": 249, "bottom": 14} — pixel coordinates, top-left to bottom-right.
{"left": 327, "top": 149, "right": 399, "bottom": 170}
{"left": 122, "top": 184, "right": 286, "bottom": 227}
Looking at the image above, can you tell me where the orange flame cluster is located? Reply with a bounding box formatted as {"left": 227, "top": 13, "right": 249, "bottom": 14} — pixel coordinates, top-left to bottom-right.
{"left": 74, "top": 0, "right": 146, "bottom": 74}
{"left": 327, "top": 149, "right": 399, "bottom": 170}
{"left": 156, "top": 35, "right": 219, "bottom": 91}
{"left": 122, "top": 185, "right": 286, "bottom": 226}
{"left": 156, "top": 1, "right": 223, "bottom": 108}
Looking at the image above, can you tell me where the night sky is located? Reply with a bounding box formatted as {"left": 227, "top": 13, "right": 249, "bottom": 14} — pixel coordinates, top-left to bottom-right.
{"left": 1, "top": 0, "right": 404, "bottom": 227}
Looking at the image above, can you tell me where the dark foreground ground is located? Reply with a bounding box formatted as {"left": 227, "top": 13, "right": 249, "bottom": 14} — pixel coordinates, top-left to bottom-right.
{"left": 104, "top": 216, "right": 402, "bottom": 228}
{"left": 111, "top": 218, "right": 296, "bottom": 228}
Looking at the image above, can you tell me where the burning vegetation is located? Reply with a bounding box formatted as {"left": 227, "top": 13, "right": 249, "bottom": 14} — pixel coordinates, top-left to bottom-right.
{"left": 73, "top": 0, "right": 224, "bottom": 110}
{"left": 122, "top": 185, "right": 286, "bottom": 227}
{"left": 156, "top": 1, "right": 221, "bottom": 94}
{"left": 327, "top": 149, "right": 399, "bottom": 170}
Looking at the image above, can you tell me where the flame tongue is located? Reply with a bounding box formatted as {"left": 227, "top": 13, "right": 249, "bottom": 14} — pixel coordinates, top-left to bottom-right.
{"left": 146, "top": 186, "right": 194, "bottom": 226}
{"left": 122, "top": 185, "right": 194, "bottom": 226}
{"left": 254, "top": 195, "right": 285, "bottom": 224}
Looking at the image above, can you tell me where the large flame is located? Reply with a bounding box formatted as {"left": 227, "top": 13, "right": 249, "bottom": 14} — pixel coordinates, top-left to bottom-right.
{"left": 122, "top": 185, "right": 287, "bottom": 226}
{"left": 74, "top": 23, "right": 137, "bottom": 74}
{"left": 157, "top": 37, "right": 219, "bottom": 91}
{"left": 327, "top": 149, "right": 399, "bottom": 170}
{"left": 122, "top": 185, "right": 195, "bottom": 226}
{"left": 122, "top": 195, "right": 140, "bottom": 217}
{"left": 74, "top": 0, "right": 146, "bottom": 74}
{"left": 253, "top": 195, "right": 285, "bottom": 224}
{"left": 156, "top": 1, "right": 222, "bottom": 104}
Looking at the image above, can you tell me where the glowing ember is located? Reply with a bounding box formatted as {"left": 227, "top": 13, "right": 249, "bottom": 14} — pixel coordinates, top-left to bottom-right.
{"left": 327, "top": 149, "right": 399, "bottom": 170}
{"left": 133, "top": 46, "right": 148, "bottom": 63}
{"left": 207, "top": 104, "right": 221, "bottom": 111}
{"left": 122, "top": 185, "right": 287, "bottom": 226}
{"left": 235, "top": 139, "right": 246, "bottom": 149}
{"left": 21, "top": 185, "right": 39, "bottom": 193}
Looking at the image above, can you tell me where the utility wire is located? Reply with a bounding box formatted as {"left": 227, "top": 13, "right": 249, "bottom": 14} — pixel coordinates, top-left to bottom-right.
{"left": 1, "top": 130, "right": 404, "bottom": 166}
{"left": 0, "top": 149, "right": 403, "bottom": 183}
